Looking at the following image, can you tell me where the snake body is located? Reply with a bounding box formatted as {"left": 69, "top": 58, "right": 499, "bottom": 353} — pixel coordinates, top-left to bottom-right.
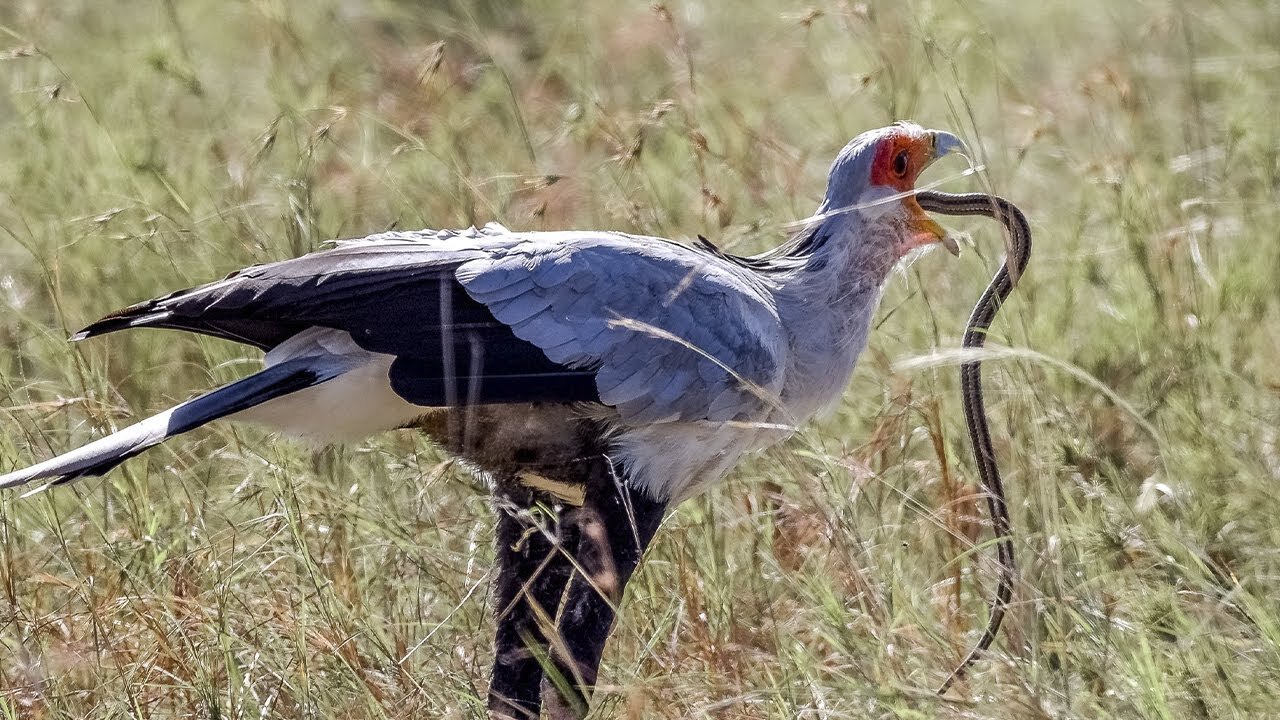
{"left": 915, "top": 190, "right": 1032, "bottom": 693}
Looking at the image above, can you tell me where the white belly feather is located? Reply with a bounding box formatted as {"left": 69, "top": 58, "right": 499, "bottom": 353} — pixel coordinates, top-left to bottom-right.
{"left": 230, "top": 327, "right": 795, "bottom": 502}
{"left": 233, "top": 328, "right": 424, "bottom": 442}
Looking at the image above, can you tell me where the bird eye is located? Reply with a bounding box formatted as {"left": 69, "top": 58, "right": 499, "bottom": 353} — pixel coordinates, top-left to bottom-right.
{"left": 892, "top": 149, "right": 910, "bottom": 177}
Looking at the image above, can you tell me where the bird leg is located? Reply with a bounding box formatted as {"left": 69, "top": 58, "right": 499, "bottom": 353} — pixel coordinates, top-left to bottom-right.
{"left": 488, "top": 485, "right": 580, "bottom": 720}
{"left": 542, "top": 458, "right": 667, "bottom": 719}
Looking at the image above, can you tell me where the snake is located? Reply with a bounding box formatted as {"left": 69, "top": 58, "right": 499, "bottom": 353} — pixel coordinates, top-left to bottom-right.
{"left": 915, "top": 190, "right": 1032, "bottom": 693}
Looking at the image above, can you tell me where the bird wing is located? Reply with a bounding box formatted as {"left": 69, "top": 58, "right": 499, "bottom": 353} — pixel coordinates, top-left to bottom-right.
{"left": 76, "top": 224, "right": 602, "bottom": 407}
{"left": 77, "top": 224, "right": 786, "bottom": 422}
{"left": 76, "top": 226, "right": 512, "bottom": 351}
{"left": 455, "top": 233, "right": 786, "bottom": 423}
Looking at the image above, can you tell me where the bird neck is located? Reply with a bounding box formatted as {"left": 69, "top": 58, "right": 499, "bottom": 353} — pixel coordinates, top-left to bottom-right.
{"left": 764, "top": 214, "right": 901, "bottom": 420}
{"left": 768, "top": 214, "right": 899, "bottom": 323}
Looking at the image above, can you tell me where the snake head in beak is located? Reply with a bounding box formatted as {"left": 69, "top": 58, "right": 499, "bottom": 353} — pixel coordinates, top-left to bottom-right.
{"left": 889, "top": 128, "right": 968, "bottom": 256}
{"left": 822, "top": 123, "right": 971, "bottom": 257}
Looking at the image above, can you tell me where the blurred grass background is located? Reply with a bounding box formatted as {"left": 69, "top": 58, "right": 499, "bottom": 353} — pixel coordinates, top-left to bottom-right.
{"left": 1, "top": 0, "right": 1279, "bottom": 717}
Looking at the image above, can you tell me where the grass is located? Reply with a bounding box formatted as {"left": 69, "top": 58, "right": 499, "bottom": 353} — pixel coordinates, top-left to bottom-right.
{"left": 1, "top": 0, "right": 1279, "bottom": 717}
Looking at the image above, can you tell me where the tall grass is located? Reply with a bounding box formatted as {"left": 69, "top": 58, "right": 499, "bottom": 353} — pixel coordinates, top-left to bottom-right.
{"left": 2, "top": 0, "right": 1279, "bottom": 717}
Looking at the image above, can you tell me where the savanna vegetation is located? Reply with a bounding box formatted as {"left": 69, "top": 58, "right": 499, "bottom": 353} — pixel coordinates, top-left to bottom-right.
{"left": 2, "top": 1, "right": 1279, "bottom": 717}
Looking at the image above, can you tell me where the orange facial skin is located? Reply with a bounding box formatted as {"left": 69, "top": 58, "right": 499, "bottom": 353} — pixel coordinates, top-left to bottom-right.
{"left": 869, "top": 130, "right": 935, "bottom": 191}
{"left": 867, "top": 130, "right": 951, "bottom": 252}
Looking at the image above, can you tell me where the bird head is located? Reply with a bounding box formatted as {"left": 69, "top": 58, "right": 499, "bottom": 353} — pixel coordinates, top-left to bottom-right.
{"left": 820, "top": 122, "right": 966, "bottom": 258}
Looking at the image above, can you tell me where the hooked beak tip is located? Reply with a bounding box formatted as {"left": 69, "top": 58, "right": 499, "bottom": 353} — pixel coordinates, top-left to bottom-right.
{"left": 932, "top": 130, "right": 968, "bottom": 161}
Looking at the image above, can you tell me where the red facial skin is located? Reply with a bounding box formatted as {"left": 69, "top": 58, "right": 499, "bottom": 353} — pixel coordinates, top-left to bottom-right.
{"left": 867, "top": 130, "right": 948, "bottom": 253}
{"left": 869, "top": 131, "right": 934, "bottom": 191}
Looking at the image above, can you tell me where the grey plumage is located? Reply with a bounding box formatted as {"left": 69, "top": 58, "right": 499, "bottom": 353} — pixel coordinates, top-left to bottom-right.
{"left": 456, "top": 233, "right": 786, "bottom": 424}
{"left": 0, "top": 121, "right": 971, "bottom": 718}
{"left": 1, "top": 121, "right": 963, "bottom": 503}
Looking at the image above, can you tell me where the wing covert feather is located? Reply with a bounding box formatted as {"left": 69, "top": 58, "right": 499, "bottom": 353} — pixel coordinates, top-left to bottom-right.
{"left": 79, "top": 224, "right": 785, "bottom": 422}
{"left": 456, "top": 235, "right": 785, "bottom": 423}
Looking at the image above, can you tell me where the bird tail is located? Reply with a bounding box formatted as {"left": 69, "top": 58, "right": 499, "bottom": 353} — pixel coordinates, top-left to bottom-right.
{"left": 0, "top": 358, "right": 346, "bottom": 492}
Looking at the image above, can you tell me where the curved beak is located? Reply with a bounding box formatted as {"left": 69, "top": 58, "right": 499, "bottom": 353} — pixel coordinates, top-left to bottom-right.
{"left": 931, "top": 130, "right": 968, "bottom": 160}
{"left": 902, "top": 129, "right": 968, "bottom": 256}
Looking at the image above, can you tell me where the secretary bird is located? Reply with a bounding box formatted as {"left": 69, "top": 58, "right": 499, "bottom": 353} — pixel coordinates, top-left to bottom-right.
{"left": 1, "top": 122, "right": 965, "bottom": 718}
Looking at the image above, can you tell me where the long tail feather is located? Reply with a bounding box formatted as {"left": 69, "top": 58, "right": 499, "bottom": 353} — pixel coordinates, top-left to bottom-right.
{"left": 0, "top": 358, "right": 345, "bottom": 491}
